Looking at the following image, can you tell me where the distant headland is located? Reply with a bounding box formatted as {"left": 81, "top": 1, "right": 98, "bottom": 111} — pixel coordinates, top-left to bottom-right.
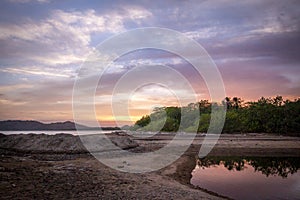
{"left": 0, "top": 120, "right": 120, "bottom": 131}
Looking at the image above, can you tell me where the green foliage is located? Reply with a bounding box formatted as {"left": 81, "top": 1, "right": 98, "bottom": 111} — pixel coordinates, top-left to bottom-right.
{"left": 133, "top": 96, "right": 300, "bottom": 135}
{"left": 223, "top": 110, "right": 242, "bottom": 133}
{"left": 239, "top": 96, "right": 300, "bottom": 134}
{"left": 197, "top": 113, "right": 210, "bottom": 132}
{"left": 135, "top": 115, "right": 151, "bottom": 127}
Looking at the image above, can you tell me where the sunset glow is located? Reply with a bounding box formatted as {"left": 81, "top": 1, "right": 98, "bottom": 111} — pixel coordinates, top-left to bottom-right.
{"left": 0, "top": 0, "right": 299, "bottom": 126}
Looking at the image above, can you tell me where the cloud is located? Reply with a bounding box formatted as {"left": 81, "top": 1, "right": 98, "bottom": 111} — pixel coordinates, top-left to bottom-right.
{"left": 184, "top": 28, "right": 219, "bottom": 40}
{"left": 0, "top": 98, "right": 28, "bottom": 106}
{"left": 0, "top": 83, "right": 33, "bottom": 93}
{"left": 0, "top": 1, "right": 299, "bottom": 124}
{"left": 0, "top": 8, "right": 151, "bottom": 42}
{"left": 7, "top": 0, "right": 50, "bottom": 3}
{"left": 0, "top": 7, "right": 152, "bottom": 66}
{"left": 0, "top": 66, "right": 72, "bottom": 77}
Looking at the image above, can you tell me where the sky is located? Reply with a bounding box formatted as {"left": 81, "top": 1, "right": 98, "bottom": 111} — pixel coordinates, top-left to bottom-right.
{"left": 0, "top": 0, "right": 299, "bottom": 126}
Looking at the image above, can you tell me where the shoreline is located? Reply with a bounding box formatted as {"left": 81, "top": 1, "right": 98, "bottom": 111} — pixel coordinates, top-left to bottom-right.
{"left": 1, "top": 133, "right": 299, "bottom": 199}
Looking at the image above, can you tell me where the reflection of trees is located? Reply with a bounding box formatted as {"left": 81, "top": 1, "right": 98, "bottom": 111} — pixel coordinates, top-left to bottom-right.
{"left": 223, "top": 159, "right": 245, "bottom": 171}
{"left": 249, "top": 157, "right": 299, "bottom": 178}
{"left": 197, "top": 157, "right": 246, "bottom": 171}
{"left": 196, "top": 157, "right": 300, "bottom": 178}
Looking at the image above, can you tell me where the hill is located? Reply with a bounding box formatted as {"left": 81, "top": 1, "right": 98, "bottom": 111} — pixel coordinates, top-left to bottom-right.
{"left": 0, "top": 120, "right": 119, "bottom": 131}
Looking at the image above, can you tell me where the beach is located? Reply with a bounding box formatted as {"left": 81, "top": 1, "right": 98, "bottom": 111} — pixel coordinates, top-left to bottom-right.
{"left": 0, "top": 132, "right": 299, "bottom": 199}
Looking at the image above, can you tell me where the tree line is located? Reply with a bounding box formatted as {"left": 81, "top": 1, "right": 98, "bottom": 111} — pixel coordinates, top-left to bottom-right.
{"left": 130, "top": 96, "right": 300, "bottom": 135}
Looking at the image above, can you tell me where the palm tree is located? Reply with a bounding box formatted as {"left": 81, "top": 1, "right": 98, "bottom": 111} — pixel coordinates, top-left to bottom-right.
{"left": 232, "top": 97, "right": 242, "bottom": 109}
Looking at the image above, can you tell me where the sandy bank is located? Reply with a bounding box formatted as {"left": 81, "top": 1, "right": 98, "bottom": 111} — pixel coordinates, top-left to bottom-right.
{"left": 1, "top": 132, "right": 299, "bottom": 199}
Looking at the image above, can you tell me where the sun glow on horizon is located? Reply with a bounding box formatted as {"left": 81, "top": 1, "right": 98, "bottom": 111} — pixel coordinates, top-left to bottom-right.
{"left": 0, "top": 1, "right": 299, "bottom": 124}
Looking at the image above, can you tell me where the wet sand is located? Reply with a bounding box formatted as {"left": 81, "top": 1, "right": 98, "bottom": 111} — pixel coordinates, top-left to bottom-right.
{"left": 0, "top": 133, "right": 299, "bottom": 199}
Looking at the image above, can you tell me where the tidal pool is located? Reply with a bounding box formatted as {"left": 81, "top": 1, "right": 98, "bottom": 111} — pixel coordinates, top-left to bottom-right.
{"left": 191, "top": 157, "right": 300, "bottom": 200}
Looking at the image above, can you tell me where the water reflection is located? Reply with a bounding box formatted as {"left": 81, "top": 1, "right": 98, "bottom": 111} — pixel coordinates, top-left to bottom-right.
{"left": 192, "top": 157, "right": 300, "bottom": 199}
{"left": 196, "top": 156, "right": 300, "bottom": 178}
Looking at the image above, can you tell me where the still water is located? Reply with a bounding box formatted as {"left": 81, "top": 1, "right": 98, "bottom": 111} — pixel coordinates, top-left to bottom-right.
{"left": 0, "top": 130, "right": 113, "bottom": 135}
{"left": 191, "top": 157, "right": 300, "bottom": 200}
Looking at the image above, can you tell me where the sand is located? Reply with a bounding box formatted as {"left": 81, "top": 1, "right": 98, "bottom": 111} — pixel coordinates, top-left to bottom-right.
{"left": 0, "top": 132, "right": 299, "bottom": 199}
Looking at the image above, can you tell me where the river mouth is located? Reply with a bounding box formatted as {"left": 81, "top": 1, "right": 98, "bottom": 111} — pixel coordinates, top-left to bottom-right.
{"left": 191, "top": 156, "right": 300, "bottom": 200}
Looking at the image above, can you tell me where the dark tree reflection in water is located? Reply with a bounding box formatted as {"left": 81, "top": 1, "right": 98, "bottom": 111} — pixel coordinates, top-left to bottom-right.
{"left": 196, "top": 157, "right": 300, "bottom": 178}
